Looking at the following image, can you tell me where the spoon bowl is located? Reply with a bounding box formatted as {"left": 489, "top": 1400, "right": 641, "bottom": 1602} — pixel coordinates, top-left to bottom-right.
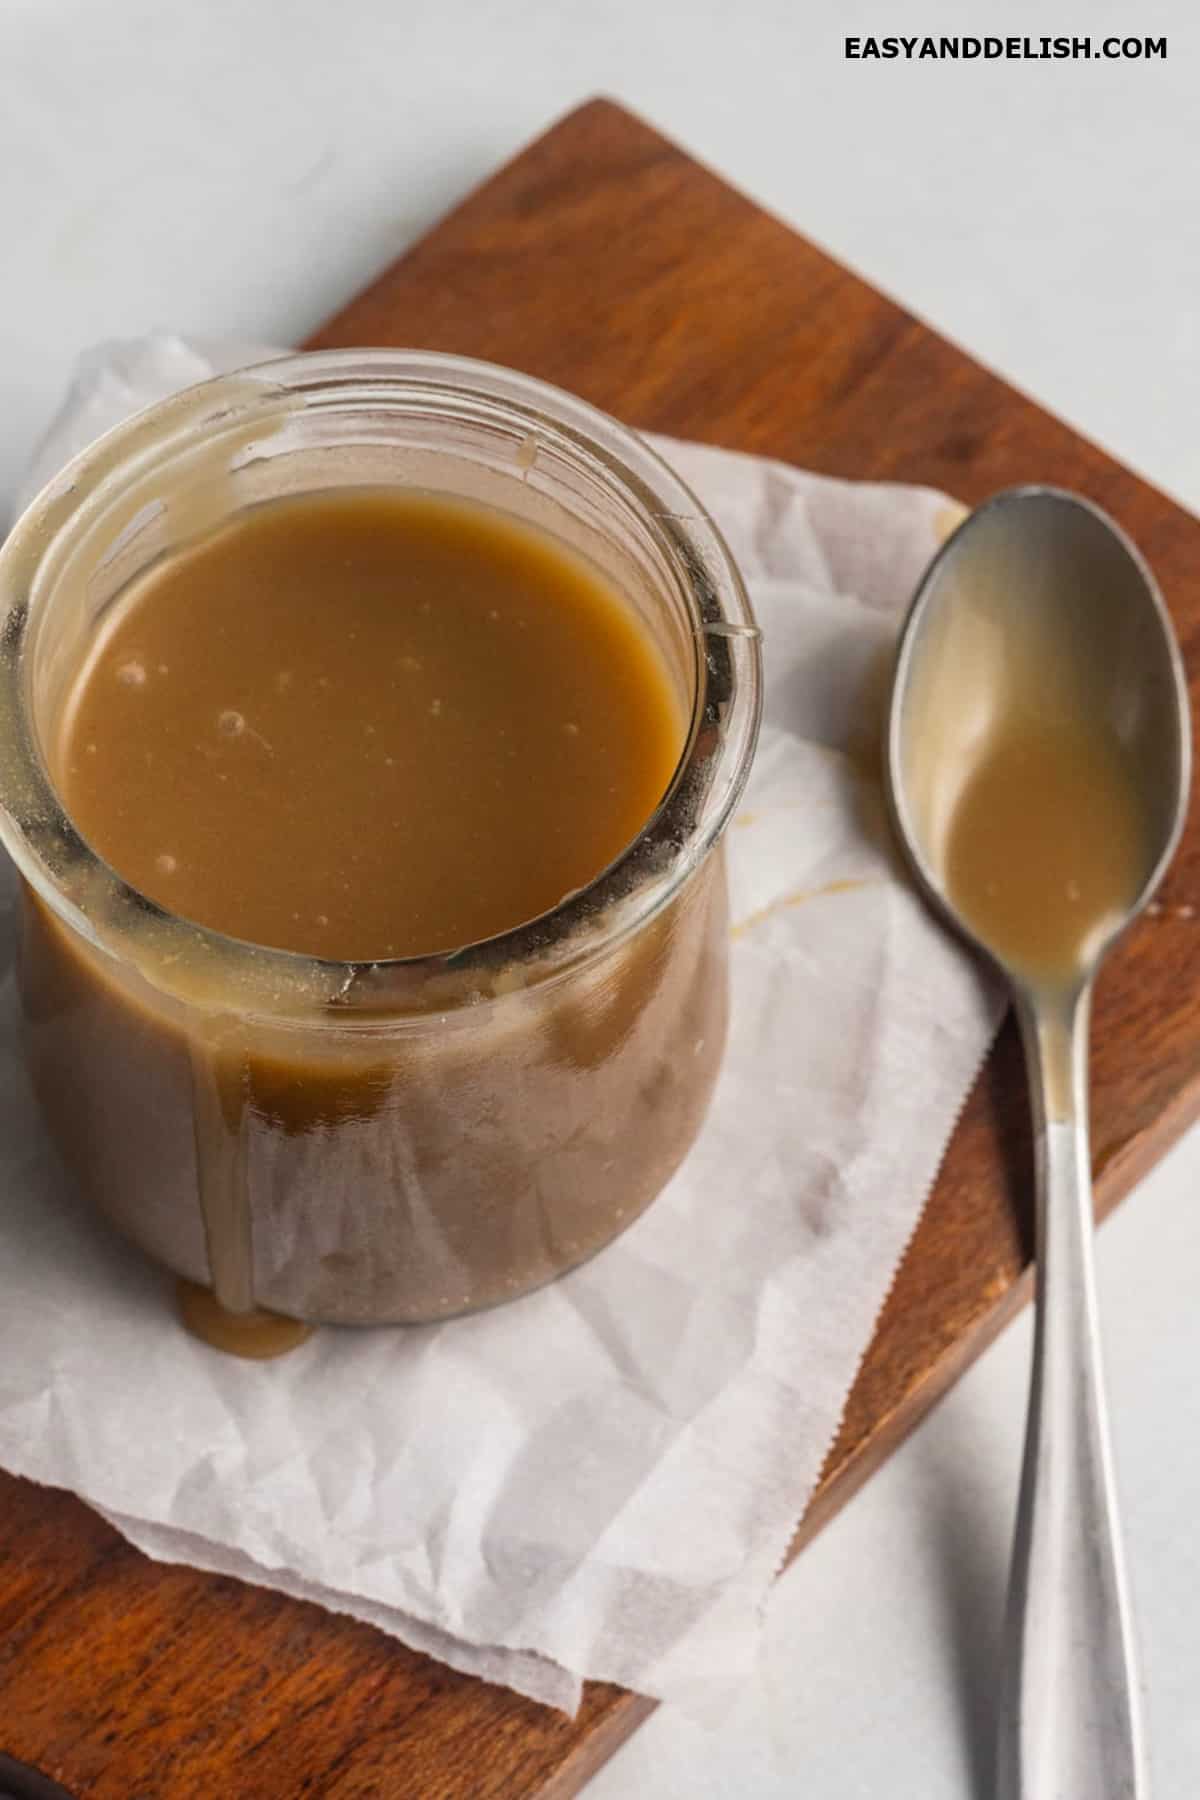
{"left": 886, "top": 485, "right": 1191, "bottom": 1800}
{"left": 888, "top": 486, "right": 1189, "bottom": 980}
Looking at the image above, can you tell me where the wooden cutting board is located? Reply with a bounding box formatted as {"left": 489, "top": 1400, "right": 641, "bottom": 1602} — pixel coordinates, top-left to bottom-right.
{"left": 4, "top": 98, "right": 1200, "bottom": 1800}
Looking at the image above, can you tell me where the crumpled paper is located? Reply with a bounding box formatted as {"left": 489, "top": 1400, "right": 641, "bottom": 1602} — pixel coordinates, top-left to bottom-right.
{"left": 0, "top": 338, "right": 1002, "bottom": 1714}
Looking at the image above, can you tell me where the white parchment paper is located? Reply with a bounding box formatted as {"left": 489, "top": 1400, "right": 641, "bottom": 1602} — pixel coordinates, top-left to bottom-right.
{"left": 0, "top": 339, "right": 1002, "bottom": 1713}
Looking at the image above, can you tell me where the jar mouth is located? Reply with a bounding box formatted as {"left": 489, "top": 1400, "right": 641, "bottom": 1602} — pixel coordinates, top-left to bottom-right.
{"left": 0, "top": 350, "right": 762, "bottom": 1020}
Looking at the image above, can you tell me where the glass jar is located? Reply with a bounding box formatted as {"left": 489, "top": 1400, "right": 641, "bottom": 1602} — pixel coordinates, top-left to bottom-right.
{"left": 0, "top": 351, "right": 761, "bottom": 1326}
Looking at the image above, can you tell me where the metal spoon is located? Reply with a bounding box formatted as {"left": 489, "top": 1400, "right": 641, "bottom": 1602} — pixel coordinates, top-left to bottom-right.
{"left": 885, "top": 487, "right": 1191, "bottom": 1799}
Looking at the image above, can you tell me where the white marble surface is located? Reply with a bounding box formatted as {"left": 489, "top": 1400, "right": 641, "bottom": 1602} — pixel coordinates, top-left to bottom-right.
{"left": 5, "top": 1, "right": 1200, "bottom": 1792}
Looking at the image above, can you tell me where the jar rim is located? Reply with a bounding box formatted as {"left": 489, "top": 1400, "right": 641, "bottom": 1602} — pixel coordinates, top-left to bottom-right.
{"left": 0, "top": 349, "right": 762, "bottom": 1018}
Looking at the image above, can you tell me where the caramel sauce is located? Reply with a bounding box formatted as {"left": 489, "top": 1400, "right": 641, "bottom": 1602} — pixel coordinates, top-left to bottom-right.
{"left": 58, "top": 489, "right": 685, "bottom": 961}
{"left": 39, "top": 489, "right": 702, "bottom": 1356}
{"left": 176, "top": 1279, "right": 314, "bottom": 1359}
{"left": 945, "top": 711, "right": 1144, "bottom": 978}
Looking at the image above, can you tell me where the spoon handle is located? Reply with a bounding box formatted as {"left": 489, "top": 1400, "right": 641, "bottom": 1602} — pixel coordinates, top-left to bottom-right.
{"left": 997, "top": 986, "right": 1148, "bottom": 1799}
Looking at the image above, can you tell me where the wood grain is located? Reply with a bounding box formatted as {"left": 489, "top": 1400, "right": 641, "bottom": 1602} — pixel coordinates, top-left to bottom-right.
{"left": 4, "top": 98, "right": 1200, "bottom": 1799}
